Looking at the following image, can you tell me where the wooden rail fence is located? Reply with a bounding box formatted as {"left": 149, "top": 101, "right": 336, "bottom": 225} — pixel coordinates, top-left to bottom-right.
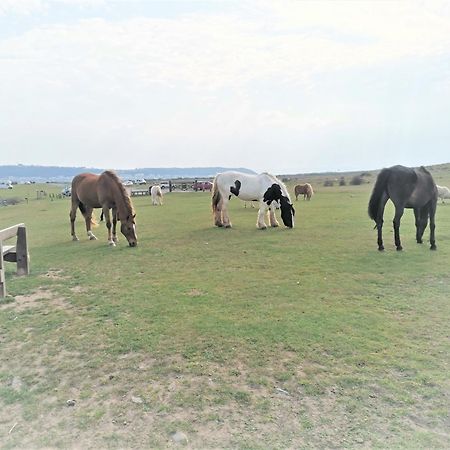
{"left": 0, "top": 223, "right": 30, "bottom": 297}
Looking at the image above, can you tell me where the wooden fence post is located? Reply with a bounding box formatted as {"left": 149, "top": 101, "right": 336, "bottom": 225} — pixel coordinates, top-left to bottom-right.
{"left": 0, "top": 240, "right": 5, "bottom": 297}
{"left": 16, "top": 225, "right": 30, "bottom": 276}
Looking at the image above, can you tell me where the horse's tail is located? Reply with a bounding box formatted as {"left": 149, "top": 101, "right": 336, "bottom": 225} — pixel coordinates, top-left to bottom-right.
{"left": 78, "top": 201, "right": 98, "bottom": 227}
{"left": 368, "top": 168, "right": 390, "bottom": 221}
{"left": 211, "top": 178, "right": 221, "bottom": 213}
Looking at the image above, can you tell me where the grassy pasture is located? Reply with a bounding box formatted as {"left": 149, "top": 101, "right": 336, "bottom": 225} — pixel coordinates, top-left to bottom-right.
{"left": 0, "top": 178, "right": 449, "bottom": 449}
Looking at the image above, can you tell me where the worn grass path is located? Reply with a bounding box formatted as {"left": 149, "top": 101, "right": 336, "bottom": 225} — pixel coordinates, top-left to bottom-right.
{"left": 1, "top": 181, "right": 449, "bottom": 448}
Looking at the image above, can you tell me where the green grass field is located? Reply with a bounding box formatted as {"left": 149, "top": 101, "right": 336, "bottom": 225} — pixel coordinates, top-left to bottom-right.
{"left": 1, "top": 176, "right": 449, "bottom": 448}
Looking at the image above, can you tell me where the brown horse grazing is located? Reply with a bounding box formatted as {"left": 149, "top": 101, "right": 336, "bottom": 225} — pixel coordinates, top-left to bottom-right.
{"left": 294, "top": 183, "right": 314, "bottom": 201}
{"left": 70, "top": 171, "right": 137, "bottom": 247}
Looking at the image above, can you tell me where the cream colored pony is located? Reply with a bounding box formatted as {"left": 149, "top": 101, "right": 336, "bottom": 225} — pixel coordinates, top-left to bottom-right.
{"left": 150, "top": 185, "right": 163, "bottom": 205}
{"left": 436, "top": 185, "right": 450, "bottom": 203}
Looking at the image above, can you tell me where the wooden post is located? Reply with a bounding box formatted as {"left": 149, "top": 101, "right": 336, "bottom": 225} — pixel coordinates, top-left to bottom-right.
{"left": 16, "top": 225, "right": 29, "bottom": 276}
{"left": 0, "top": 240, "right": 5, "bottom": 297}
{"left": 0, "top": 223, "right": 30, "bottom": 297}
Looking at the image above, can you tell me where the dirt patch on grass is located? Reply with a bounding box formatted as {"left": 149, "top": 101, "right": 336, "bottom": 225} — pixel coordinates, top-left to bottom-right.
{"left": 40, "top": 268, "right": 69, "bottom": 280}
{"left": 185, "top": 288, "right": 207, "bottom": 297}
{"left": 0, "top": 332, "right": 448, "bottom": 448}
{"left": 0, "top": 288, "right": 71, "bottom": 313}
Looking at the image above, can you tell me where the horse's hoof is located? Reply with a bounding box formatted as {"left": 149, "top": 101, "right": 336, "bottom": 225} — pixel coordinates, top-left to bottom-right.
{"left": 72, "top": 236, "right": 79, "bottom": 242}
{"left": 271, "top": 223, "right": 279, "bottom": 228}
{"left": 396, "top": 246, "right": 403, "bottom": 251}
{"left": 108, "top": 241, "right": 116, "bottom": 247}
{"left": 215, "top": 222, "right": 223, "bottom": 227}
{"left": 378, "top": 246, "right": 384, "bottom": 251}
{"left": 259, "top": 226, "right": 267, "bottom": 230}
{"left": 224, "top": 224, "right": 232, "bottom": 229}
{"left": 417, "top": 240, "right": 423, "bottom": 244}
{"left": 430, "top": 245, "right": 437, "bottom": 250}
{"left": 89, "top": 235, "right": 97, "bottom": 240}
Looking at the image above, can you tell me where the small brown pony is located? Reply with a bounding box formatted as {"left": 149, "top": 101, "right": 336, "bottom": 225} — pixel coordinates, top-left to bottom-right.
{"left": 70, "top": 171, "right": 137, "bottom": 247}
{"left": 294, "top": 183, "right": 314, "bottom": 201}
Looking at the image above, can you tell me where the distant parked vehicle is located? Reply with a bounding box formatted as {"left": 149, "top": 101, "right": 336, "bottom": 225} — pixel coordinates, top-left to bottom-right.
{"left": 192, "top": 180, "right": 213, "bottom": 192}
{"left": 0, "top": 182, "right": 13, "bottom": 190}
{"left": 123, "top": 180, "right": 133, "bottom": 186}
{"left": 135, "top": 179, "right": 146, "bottom": 185}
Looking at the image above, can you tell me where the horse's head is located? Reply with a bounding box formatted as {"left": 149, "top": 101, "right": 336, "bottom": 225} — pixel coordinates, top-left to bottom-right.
{"left": 264, "top": 183, "right": 295, "bottom": 228}
{"left": 280, "top": 197, "right": 295, "bottom": 228}
{"left": 120, "top": 214, "right": 138, "bottom": 247}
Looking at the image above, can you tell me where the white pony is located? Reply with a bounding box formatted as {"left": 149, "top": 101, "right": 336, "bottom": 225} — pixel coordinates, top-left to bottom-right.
{"left": 150, "top": 185, "right": 163, "bottom": 205}
{"left": 436, "top": 185, "right": 450, "bottom": 203}
{"left": 212, "top": 171, "right": 295, "bottom": 229}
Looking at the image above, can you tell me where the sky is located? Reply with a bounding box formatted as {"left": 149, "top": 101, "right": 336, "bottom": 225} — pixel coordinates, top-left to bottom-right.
{"left": 1, "top": 0, "right": 450, "bottom": 174}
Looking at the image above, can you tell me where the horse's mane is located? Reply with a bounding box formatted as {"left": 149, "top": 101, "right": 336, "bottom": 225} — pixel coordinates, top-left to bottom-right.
{"left": 103, "top": 170, "right": 135, "bottom": 215}
{"left": 419, "top": 166, "right": 431, "bottom": 175}
{"left": 262, "top": 172, "right": 292, "bottom": 201}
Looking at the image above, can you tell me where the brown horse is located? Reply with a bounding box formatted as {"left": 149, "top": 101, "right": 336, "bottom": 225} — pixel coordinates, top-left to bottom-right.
{"left": 294, "top": 183, "right": 314, "bottom": 201}
{"left": 70, "top": 171, "right": 137, "bottom": 247}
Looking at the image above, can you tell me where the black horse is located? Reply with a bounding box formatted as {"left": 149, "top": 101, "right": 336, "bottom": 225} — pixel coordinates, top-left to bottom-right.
{"left": 368, "top": 165, "right": 437, "bottom": 251}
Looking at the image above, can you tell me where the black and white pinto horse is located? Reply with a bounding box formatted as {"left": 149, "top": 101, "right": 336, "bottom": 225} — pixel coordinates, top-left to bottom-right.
{"left": 212, "top": 172, "right": 295, "bottom": 229}
{"left": 368, "top": 165, "right": 437, "bottom": 251}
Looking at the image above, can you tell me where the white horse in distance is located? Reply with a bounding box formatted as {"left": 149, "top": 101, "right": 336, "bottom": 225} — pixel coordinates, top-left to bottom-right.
{"left": 436, "top": 185, "right": 450, "bottom": 203}
{"left": 212, "top": 171, "right": 295, "bottom": 229}
{"left": 150, "top": 185, "right": 163, "bottom": 205}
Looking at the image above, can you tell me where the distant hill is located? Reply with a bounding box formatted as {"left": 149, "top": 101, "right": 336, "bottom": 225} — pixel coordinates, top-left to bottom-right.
{"left": 0, "top": 165, "right": 256, "bottom": 182}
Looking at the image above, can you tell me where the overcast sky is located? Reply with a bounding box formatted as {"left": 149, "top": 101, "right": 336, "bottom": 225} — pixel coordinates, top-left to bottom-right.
{"left": 1, "top": 0, "right": 450, "bottom": 174}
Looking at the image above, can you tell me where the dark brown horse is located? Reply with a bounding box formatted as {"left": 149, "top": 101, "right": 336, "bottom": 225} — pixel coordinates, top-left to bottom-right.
{"left": 368, "top": 165, "right": 437, "bottom": 251}
{"left": 70, "top": 171, "right": 137, "bottom": 247}
{"left": 294, "top": 183, "right": 314, "bottom": 200}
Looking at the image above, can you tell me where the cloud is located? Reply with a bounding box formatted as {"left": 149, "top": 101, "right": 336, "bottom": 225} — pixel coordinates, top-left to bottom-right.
{"left": 1, "top": 1, "right": 450, "bottom": 88}
{"left": 0, "top": 0, "right": 44, "bottom": 15}
{"left": 1, "top": 1, "right": 450, "bottom": 171}
{"left": 0, "top": 0, "right": 105, "bottom": 15}
{"left": 2, "top": 1, "right": 450, "bottom": 95}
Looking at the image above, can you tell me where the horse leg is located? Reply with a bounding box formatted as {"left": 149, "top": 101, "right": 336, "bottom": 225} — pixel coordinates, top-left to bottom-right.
{"left": 393, "top": 206, "right": 404, "bottom": 251}
{"left": 69, "top": 200, "right": 79, "bottom": 241}
{"left": 429, "top": 201, "right": 437, "bottom": 250}
{"left": 269, "top": 202, "right": 279, "bottom": 227}
{"left": 102, "top": 207, "right": 115, "bottom": 246}
{"left": 257, "top": 202, "right": 268, "bottom": 229}
{"left": 415, "top": 206, "right": 429, "bottom": 244}
{"left": 414, "top": 208, "right": 423, "bottom": 244}
{"left": 214, "top": 198, "right": 224, "bottom": 227}
{"left": 221, "top": 198, "right": 232, "bottom": 228}
{"left": 112, "top": 207, "right": 119, "bottom": 243}
{"left": 84, "top": 207, "right": 97, "bottom": 240}
{"left": 376, "top": 193, "right": 389, "bottom": 251}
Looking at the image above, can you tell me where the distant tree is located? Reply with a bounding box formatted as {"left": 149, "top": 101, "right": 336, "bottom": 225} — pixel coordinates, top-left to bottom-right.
{"left": 339, "top": 177, "right": 346, "bottom": 186}
{"left": 323, "top": 179, "right": 334, "bottom": 187}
